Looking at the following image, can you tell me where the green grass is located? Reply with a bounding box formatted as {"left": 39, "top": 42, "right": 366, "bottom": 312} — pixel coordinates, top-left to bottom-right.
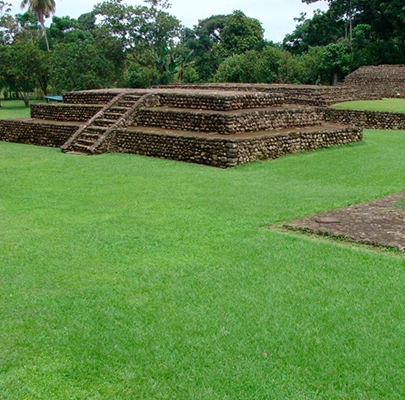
{"left": 1, "top": 129, "right": 405, "bottom": 399}
{"left": 332, "top": 98, "right": 405, "bottom": 112}
{"left": 0, "top": 99, "right": 44, "bottom": 119}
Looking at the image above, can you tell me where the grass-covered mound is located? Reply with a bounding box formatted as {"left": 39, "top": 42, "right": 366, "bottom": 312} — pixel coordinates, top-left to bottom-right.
{"left": 1, "top": 128, "right": 405, "bottom": 398}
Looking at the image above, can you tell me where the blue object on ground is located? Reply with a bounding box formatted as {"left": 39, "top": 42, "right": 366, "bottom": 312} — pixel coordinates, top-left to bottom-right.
{"left": 44, "top": 95, "right": 63, "bottom": 103}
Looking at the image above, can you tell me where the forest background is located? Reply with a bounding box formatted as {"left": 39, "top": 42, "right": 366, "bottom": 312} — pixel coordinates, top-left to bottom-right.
{"left": 0, "top": 0, "right": 404, "bottom": 106}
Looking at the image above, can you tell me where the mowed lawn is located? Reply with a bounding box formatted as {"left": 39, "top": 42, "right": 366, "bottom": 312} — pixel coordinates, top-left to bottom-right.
{"left": 0, "top": 99, "right": 44, "bottom": 119}
{"left": 332, "top": 98, "right": 405, "bottom": 113}
{"left": 1, "top": 102, "right": 405, "bottom": 398}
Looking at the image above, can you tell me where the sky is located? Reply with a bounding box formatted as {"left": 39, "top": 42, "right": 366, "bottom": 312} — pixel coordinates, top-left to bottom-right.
{"left": 8, "top": 0, "right": 328, "bottom": 43}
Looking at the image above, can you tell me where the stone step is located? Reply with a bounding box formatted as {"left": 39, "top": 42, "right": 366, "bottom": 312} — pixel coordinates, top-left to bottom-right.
{"left": 71, "top": 143, "right": 92, "bottom": 151}
{"left": 117, "top": 101, "right": 137, "bottom": 108}
{"left": 64, "top": 151, "right": 89, "bottom": 156}
{"left": 81, "top": 132, "right": 102, "bottom": 139}
{"left": 76, "top": 138, "right": 98, "bottom": 145}
{"left": 93, "top": 118, "right": 116, "bottom": 127}
{"left": 104, "top": 112, "right": 125, "bottom": 120}
{"left": 122, "top": 95, "right": 142, "bottom": 101}
{"left": 86, "top": 125, "right": 108, "bottom": 132}
{"left": 110, "top": 106, "right": 129, "bottom": 113}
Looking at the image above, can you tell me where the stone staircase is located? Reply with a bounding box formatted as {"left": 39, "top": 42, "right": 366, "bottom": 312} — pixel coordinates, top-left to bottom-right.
{"left": 61, "top": 92, "right": 151, "bottom": 154}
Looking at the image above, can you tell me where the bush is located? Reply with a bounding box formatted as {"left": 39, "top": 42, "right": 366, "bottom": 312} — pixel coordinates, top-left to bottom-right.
{"left": 123, "top": 64, "right": 158, "bottom": 88}
{"left": 214, "top": 47, "right": 280, "bottom": 83}
{"left": 181, "top": 66, "right": 200, "bottom": 83}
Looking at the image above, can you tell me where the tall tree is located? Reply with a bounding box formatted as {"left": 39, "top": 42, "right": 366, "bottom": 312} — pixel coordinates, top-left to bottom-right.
{"left": 0, "top": 1, "right": 14, "bottom": 45}
{"left": 181, "top": 14, "right": 230, "bottom": 80}
{"left": 182, "top": 11, "right": 264, "bottom": 81}
{"left": 50, "top": 38, "right": 115, "bottom": 92}
{"left": 94, "top": 0, "right": 180, "bottom": 84}
{"left": 2, "top": 39, "right": 43, "bottom": 106}
{"left": 283, "top": 10, "right": 344, "bottom": 54}
{"left": 302, "top": 0, "right": 356, "bottom": 42}
{"left": 219, "top": 10, "right": 264, "bottom": 56}
{"left": 20, "top": 0, "right": 56, "bottom": 51}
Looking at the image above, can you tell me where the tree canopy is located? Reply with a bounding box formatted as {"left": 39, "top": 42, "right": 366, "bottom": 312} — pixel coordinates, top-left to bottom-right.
{"left": 20, "top": 0, "right": 56, "bottom": 50}
{"left": 0, "top": 0, "right": 404, "bottom": 105}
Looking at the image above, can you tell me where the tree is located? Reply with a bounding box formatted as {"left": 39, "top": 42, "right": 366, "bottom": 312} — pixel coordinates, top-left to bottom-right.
{"left": 0, "top": 1, "right": 14, "bottom": 45}
{"left": 297, "top": 46, "right": 325, "bottom": 84}
{"left": 319, "top": 42, "right": 351, "bottom": 84}
{"left": 46, "top": 14, "right": 125, "bottom": 84}
{"left": 122, "top": 62, "right": 158, "bottom": 88}
{"left": 2, "top": 40, "right": 43, "bottom": 106}
{"left": 50, "top": 38, "right": 116, "bottom": 92}
{"left": 0, "top": 45, "right": 7, "bottom": 106}
{"left": 302, "top": 0, "right": 357, "bottom": 43}
{"left": 283, "top": 10, "right": 344, "bottom": 54}
{"left": 93, "top": 0, "right": 181, "bottom": 85}
{"left": 94, "top": 0, "right": 180, "bottom": 54}
{"left": 181, "top": 11, "right": 265, "bottom": 81}
{"left": 301, "top": 0, "right": 405, "bottom": 51}
{"left": 214, "top": 46, "right": 280, "bottom": 83}
{"left": 181, "top": 15, "right": 229, "bottom": 81}
{"left": 219, "top": 10, "right": 264, "bottom": 56}
{"left": 20, "top": 0, "right": 56, "bottom": 51}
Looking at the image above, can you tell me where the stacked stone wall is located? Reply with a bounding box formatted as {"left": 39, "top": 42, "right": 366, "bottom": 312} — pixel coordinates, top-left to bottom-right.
{"left": 0, "top": 119, "right": 362, "bottom": 167}
{"left": 114, "top": 127, "right": 362, "bottom": 168}
{"left": 157, "top": 92, "right": 283, "bottom": 110}
{"left": 135, "top": 107, "right": 323, "bottom": 134}
{"left": 236, "top": 128, "right": 362, "bottom": 165}
{"left": 60, "top": 85, "right": 376, "bottom": 109}
{"left": 0, "top": 120, "right": 77, "bottom": 147}
{"left": 264, "top": 86, "right": 363, "bottom": 106}
{"left": 31, "top": 104, "right": 102, "bottom": 121}
{"left": 63, "top": 92, "right": 120, "bottom": 105}
{"left": 324, "top": 108, "right": 405, "bottom": 130}
{"left": 115, "top": 130, "right": 230, "bottom": 167}
{"left": 162, "top": 84, "right": 369, "bottom": 105}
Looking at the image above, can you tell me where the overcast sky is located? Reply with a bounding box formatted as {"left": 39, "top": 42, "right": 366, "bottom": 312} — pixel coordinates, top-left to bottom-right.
{"left": 8, "top": 0, "right": 328, "bottom": 43}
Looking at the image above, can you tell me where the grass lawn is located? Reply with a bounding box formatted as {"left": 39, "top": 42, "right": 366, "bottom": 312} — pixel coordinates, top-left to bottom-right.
{"left": 1, "top": 127, "right": 405, "bottom": 398}
{"left": 0, "top": 99, "right": 44, "bottom": 119}
{"left": 332, "top": 98, "right": 405, "bottom": 112}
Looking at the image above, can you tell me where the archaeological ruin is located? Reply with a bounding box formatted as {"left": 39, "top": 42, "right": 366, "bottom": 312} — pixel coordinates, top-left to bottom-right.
{"left": 343, "top": 64, "right": 405, "bottom": 99}
{"left": 0, "top": 65, "right": 403, "bottom": 168}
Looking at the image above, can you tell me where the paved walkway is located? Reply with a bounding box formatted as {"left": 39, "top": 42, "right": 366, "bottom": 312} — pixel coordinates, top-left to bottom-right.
{"left": 284, "top": 193, "right": 405, "bottom": 252}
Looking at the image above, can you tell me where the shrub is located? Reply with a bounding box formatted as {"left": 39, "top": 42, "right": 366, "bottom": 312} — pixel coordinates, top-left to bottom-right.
{"left": 123, "top": 64, "right": 158, "bottom": 88}
{"left": 214, "top": 47, "right": 280, "bottom": 83}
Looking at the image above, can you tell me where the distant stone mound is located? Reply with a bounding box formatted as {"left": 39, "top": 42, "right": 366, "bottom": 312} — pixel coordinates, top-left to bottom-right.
{"left": 344, "top": 65, "right": 405, "bottom": 98}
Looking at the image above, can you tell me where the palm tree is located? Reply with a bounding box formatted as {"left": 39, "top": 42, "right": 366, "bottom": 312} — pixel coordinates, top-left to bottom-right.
{"left": 20, "top": 0, "right": 56, "bottom": 51}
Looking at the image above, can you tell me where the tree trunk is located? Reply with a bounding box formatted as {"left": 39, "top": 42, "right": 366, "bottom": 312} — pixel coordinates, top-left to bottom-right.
{"left": 41, "top": 23, "right": 50, "bottom": 51}
{"left": 23, "top": 94, "right": 30, "bottom": 107}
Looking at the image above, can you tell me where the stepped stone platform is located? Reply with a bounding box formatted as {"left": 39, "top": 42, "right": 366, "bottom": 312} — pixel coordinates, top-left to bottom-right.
{"left": 0, "top": 87, "right": 363, "bottom": 168}
{"left": 162, "top": 83, "right": 373, "bottom": 105}
{"left": 343, "top": 65, "right": 405, "bottom": 99}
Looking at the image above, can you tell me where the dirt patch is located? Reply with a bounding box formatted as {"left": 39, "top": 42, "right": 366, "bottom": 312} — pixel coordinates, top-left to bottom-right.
{"left": 284, "top": 193, "right": 405, "bottom": 252}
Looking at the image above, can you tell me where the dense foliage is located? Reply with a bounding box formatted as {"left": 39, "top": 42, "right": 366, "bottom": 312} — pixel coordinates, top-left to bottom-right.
{"left": 0, "top": 0, "right": 404, "bottom": 104}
